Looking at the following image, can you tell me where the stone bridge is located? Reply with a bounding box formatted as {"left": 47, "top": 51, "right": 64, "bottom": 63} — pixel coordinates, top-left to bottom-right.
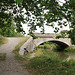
{"left": 19, "top": 33, "right": 71, "bottom": 55}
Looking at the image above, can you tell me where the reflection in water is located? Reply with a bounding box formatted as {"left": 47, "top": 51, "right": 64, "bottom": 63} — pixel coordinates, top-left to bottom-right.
{"left": 54, "top": 50, "right": 75, "bottom": 61}
{"left": 56, "top": 52, "right": 68, "bottom": 60}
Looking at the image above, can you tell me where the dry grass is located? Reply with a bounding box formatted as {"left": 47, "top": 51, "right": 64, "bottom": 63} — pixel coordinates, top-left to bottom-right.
{"left": 13, "top": 37, "right": 30, "bottom": 61}
{"left": 0, "top": 36, "right": 8, "bottom": 46}
{"left": 0, "top": 53, "right": 6, "bottom": 61}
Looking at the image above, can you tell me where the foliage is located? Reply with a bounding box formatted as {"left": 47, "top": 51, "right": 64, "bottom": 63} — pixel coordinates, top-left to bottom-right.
{"left": 0, "top": 0, "right": 74, "bottom": 36}
{"left": 0, "top": 0, "right": 25, "bottom": 37}
{"left": 0, "top": 28, "right": 24, "bottom": 37}
{"left": 27, "top": 56, "right": 75, "bottom": 75}
{"left": 56, "top": 30, "right": 68, "bottom": 39}
{"left": 65, "top": 47, "right": 75, "bottom": 52}
{"left": 0, "top": 15, "right": 24, "bottom": 37}
{"left": 13, "top": 39, "right": 75, "bottom": 75}
{"left": 60, "top": 30, "right": 68, "bottom": 38}
{"left": 15, "top": 0, "right": 22, "bottom": 6}
{"left": 25, "top": 43, "right": 75, "bottom": 75}
{"left": 56, "top": 29, "right": 75, "bottom": 45}
{"left": 68, "top": 29, "right": 75, "bottom": 45}
{"left": 56, "top": 35, "right": 62, "bottom": 39}
{"left": 37, "top": 42, "right": 57, "bottom": 50}
{"left": 0, "top": 36, "right": 8, "bottom": 45}
{"left": 28, "top": 32, "right": 38, "bottom": 39}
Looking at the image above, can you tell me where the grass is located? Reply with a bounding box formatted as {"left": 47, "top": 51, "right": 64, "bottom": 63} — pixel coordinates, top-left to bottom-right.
{"left": 0, "top": 36, "right": 7, "bottom": 61}
{"left": 65, "top": 47, "right": 75, "bottom": 52}
{"left": 0, "top": 35, "right": 8, "bottom": 46}
{"left": 27, "top": 56, "right": 75, "bottom": 75}
{"left": 13, "top": 40, "right": 75, "bottom": 75}
{"left": 0, "top": 53, "right": 6, "bottom": 61}
{"left": 25, "top": 42, "right": 75, "bottom": 75}
{"left": 13, "top": 37, "right": 30, "bottom": 62}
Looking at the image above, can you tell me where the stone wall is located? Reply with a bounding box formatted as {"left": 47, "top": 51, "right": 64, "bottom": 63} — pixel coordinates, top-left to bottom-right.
{"left": 19, "top": 37, "right": 34, "bottom": 55}
{"left": 26, "top": 37, "right": 34, "bottom": 52}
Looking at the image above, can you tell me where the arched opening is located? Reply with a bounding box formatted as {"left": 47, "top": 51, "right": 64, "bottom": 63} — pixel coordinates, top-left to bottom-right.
{"left": 36, "top": 40, "right": 69, "bottom": 51}
{"left": 50, "top": 40, "right": 69, "bottom": 50}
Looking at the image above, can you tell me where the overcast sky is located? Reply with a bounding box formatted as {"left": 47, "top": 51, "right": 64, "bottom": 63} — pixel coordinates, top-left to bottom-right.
{"left": 22, "top": 0, "right": 70, "bottom": 35}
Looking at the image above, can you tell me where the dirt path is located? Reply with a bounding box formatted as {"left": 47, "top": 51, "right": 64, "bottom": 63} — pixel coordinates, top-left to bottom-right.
{"left": 0, "top": 37, "right": 31, "bottom": 75}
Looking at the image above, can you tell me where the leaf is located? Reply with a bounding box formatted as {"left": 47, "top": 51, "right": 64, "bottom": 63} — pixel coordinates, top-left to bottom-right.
{"left": 15, "top": 0, "right": 22, "bottom": 6}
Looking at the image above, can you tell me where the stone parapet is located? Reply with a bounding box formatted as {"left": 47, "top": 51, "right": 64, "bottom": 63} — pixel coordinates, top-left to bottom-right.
{"left": 33, "top": 33, "right": 68, "bottom": 38}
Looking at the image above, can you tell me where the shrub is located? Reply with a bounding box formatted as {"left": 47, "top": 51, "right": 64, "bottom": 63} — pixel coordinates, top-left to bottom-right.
{"left": 65, "top": 47, "right": 75, "bottom": 52}
{"left": 56, "top": 35, "right": 62, "bottom": 39}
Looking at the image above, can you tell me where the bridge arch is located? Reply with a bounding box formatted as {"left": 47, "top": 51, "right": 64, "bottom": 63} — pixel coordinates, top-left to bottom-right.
{"left": 34, "top": 38, "right": 70, "bottom": 49}
{"left": 19, "top": 36, "right": 71, "bottom": 55}
{"left": 38, "top": 40, "right": 69, "bottom": 50}
{"left": 50, "top": 40, "right": 69, "bottom": 48}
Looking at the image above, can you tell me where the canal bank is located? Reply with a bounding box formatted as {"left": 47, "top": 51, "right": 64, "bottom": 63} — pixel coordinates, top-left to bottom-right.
{"left": 16, "top": 42, "right": 75, "bottom": 75}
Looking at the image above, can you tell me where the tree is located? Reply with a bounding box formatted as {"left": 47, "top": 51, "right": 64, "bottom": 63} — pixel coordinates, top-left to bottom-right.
{"left": 16, "top": 0, "right": 75, "bottom": 44}
{"left": 15, "top": 0, "right": 74, "bottom": 32}
{"left": 0, "top": 0, "right": 74, "bottom": 39}
{"left": 68, "top": 29, "right": 75, "bottom": 45}
{"left": 56, "top": 30, "right": 68, "bottom": 39}
{"left": 0, "top": 0, "right": 25, "bottom": 36}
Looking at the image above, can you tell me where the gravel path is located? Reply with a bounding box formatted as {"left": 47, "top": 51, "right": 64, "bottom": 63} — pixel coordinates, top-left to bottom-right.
{"left": 0, "top": 37, "right": 31, "bottom": 75}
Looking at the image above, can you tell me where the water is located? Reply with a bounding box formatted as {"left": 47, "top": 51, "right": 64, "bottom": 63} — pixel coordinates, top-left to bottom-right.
{"left": 55, "top": 51, "right": 75, "bottom": 61}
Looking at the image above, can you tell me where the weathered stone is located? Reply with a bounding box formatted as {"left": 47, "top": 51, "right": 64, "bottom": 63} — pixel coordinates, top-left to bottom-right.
{"left": 19, "top": 33, "right": 72, "bottom": 55}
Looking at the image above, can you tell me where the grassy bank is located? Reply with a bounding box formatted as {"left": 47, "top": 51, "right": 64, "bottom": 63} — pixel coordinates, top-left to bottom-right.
{"left": 27, "top": 55, "right": 75, "bottom": 75}
{"left": 13, "top": 40, "right": 75, "bottom": 75}
{"left": 13, "top": 37, "right": 30, "bottom": 61}
{"left": 26, "top": 42, "right": 75, "bottom": 75}
{"left": 0, "top": 35, "right": 8, "bottom": 46}
{"left": 65, "top": 47, "right": 75, "bottom": 52}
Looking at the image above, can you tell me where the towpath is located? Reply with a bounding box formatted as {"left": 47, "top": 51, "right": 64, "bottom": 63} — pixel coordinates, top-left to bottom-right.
{"left": 0, "top": 37, "right": 31, "bottom": 75}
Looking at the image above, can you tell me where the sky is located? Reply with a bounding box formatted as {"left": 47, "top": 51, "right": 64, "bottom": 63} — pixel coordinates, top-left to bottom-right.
{"left": 22, "top": 0, "right": 70, "bottom": 35}
{"left": 22, "top": 22, "right": 70, "bottom": 35}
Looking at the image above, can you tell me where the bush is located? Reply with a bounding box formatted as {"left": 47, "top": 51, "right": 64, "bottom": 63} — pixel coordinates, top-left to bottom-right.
{"left": 56, "top": 35, "right": 62, "bottom": 39}
{"left": 65, "top": 47, "right": 75, "bottom": 52}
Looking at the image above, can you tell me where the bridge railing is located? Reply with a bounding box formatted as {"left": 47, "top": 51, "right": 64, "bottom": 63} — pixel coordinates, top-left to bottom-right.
{"left": 33, "top": 33, "right": 68, "bottom": 38}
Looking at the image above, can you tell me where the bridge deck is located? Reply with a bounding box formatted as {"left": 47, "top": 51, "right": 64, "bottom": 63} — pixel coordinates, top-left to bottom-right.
{"left": 34, "top": 33, "right": 68, "bottom": 38}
